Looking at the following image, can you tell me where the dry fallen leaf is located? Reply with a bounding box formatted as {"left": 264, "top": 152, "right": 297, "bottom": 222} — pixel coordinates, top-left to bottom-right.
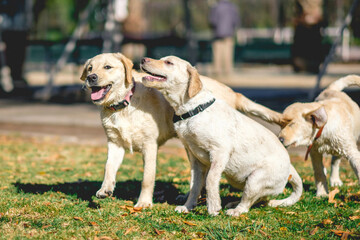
{"left": 196, "top": 232, "right": 206, "bottom": 238}
{"left": 133, "top": 207, "right": 143, "bottom": 212}
{"left": 322, "top": 219, "right": 333, "bottom": 225}
{"left": 310, "top": 226, "right": 319, "bottom": 235}
{"left": 183, "top": 220, "right": 197, "bottom": 226}
{"left": 89, "top": 221, "right": 98, "bottom": 226}
{"left": 341, "top": 232, "right": 349, "bottom": 240}
{"left": 331, "top": 230, "right": 351, "bottom": 237}
{"left": 97, "top": 236, "right": 113, "bottom": 240}
{"left": 124, "top": 226, "right": 135, "bottom": 236}
{"left": 154, "top": 228, "right": 165, "bottom": 235}
{"left": 73, "top": 217, "right": 84, "bottom": 221}
{"left": 259, "top": 229, "right": 268, "bottom": 237}
{"left": 60, "top": 167, "right": 72, "bottom": 171}
{"left": 329, "top": 188, "right": 340, "bottom": 203}
{"left": 349, "top": 216, "right": 360, "bottom": 220}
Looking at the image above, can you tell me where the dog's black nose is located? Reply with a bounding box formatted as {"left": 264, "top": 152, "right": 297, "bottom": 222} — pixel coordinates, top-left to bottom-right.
{"left": 86, "top": 73, "right": 98, "bottom": 84}
{"left": 141, "top": 57, "right": 150, "bottom": 65}
{"left": 279, "top": 137, "right": 285, "bottom": 144}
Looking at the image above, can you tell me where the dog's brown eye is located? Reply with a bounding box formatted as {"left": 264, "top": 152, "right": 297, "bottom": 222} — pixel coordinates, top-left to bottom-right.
{"left": 104, "top": 65, "right": 112, "bottom": 69}
{"left": 88, "top": 66, "right": 92, "bottom": 72}
{"left": 164, "top": 60, "right": 173, "bottom": 65}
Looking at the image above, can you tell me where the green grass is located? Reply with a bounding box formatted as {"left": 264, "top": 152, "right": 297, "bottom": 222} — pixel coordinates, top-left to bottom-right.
{"left": 0, "top": 134, "right": 360, "bottom": 239}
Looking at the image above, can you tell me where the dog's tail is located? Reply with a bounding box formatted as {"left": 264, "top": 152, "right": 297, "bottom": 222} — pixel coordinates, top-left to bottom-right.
{"left": 327, "top": 74, "right": 360, "bottom": 92}
{"left": 235, "top": 93, "right": 286, "bottom": 126}
{"left": 268, "top": 164, "right": 303, "bottom": 207}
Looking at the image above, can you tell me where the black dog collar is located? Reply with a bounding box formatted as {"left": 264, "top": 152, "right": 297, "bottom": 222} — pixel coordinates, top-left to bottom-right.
{"left": 173, "top": 98, "right": 216, "bottom": 123}
{"left": 107, "top": 83, "right": 136, "bottom": 111}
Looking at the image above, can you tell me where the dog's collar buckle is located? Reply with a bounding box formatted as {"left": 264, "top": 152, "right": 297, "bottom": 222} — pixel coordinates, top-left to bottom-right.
{"left": 173, "top": 98, "right": 216, "bottom": 123}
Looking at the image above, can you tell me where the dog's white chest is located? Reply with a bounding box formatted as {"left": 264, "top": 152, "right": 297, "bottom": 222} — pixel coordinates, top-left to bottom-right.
{"left": 102, "top": 111, "right": 136, "bottom": 151}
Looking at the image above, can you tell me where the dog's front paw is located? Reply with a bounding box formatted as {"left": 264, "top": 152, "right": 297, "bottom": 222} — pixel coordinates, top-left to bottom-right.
{"left": 207, "top": 205, "right": 221, "bottom": 216}
{"left": 225, "top": 207, "right": 248, "bottom": 217}
{"left": 135, "top": 201, "right": 153, "bottom": 208}
{"left": 96, "top": 188, "right": 113, "bottom": 199}
{"left": 175, "top": 205, "right": 189, "bottom": 213}
{"left": 330, "top": 178, "right": 343, "bottom": 187}
{"left": 316, "top": 190, "right": 328, "bottom": 198}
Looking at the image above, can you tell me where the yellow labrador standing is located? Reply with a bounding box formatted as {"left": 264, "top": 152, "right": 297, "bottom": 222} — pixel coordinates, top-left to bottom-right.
{"left": 80, "top": 53, "right": 284, "bottom": 208}
{"left": 278, "top": 75, "right": 360, "bottom": 197}
{"left": 140, "top": 56, "right": 302, "bottom": 216}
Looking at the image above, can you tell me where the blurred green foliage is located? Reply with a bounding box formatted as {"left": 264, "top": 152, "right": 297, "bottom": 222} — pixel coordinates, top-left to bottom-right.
{"left": 29, "top": 0, "right": 357, "bottom": 41}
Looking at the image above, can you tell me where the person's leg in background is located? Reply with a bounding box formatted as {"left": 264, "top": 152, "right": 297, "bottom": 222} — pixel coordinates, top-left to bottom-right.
{"left": 212, "top": 38, "right": 223, "bottom": 76}
{"left": 223, "top": 37, "right": 234, "bottom": 76}
{"left": 3, "top": 30, "right": 28, "bottom": 88}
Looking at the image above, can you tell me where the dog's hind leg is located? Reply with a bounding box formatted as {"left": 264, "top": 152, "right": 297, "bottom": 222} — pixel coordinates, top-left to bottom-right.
{"left": 175, "top": 151, "right": 207, "bottom": 213}
{"left": 343, "top": 142, "right": 360, "bottom": 183}
{"left": 135, "top": 142, "right": 158, "bottom": 208}
{"left": 310, "top": 149, "right": 328, "bottom": 197}
{"left": 226, "top": 169, "right": 272, "bottom": 217}
{"left": 330, "top": 156, "right": 343, "bottom": 187}
{"left": 269, "top": 164, "right": 303, "bottom": 207}
{"left": 96, "top": 142, "right": 125, "bottom": 198}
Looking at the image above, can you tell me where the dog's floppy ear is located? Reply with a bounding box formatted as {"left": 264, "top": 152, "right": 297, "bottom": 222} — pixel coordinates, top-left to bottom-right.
{"left": 306, "top": 106, "right": 327, "bottom": 128}
{"left": 114, "top": 53, "right": 134, "bottom": 87}
{"left": 187, "top": 65, "right": 202, "bottom": 98}
{"left": 80, "top": 58, "right": 91, "bottom": 81}
{"left": 279, "top": 116, "right": 291, "bottom": 128}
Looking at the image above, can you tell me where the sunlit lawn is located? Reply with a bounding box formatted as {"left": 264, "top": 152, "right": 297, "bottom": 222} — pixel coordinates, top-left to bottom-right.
{"left": 0, "top": 134, "right": 359, "bottom": 239}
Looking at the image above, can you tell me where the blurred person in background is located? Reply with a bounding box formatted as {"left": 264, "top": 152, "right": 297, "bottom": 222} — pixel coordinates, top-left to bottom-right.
{"left": 209, "top": 0, "right": 239, "bottom": 76}
{"left": 0, "top": 0, "right": 32, "bottom": 94}
{"left": 116, "top": 0, "right": 146, "bottom": 66}
{"left": 292, "top": 0, "right": 325, "bottom": 73}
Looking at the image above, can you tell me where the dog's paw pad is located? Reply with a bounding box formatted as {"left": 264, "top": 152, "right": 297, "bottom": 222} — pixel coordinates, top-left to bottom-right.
{"left": 175, "top": 206, "right": 189, "bottom": 213}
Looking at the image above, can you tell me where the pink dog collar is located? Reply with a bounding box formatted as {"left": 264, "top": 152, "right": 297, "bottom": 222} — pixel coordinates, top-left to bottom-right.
{"left": 108, "top": 82, "right": 136, "bottom": 111}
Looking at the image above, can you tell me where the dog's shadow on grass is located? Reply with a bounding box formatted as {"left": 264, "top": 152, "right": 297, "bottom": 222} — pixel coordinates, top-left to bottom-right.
{"left": 13, "top": 180, "right": 182, "bottom": 208}
{"left": 13, "top": 181, "right": 315, "bottom": 209}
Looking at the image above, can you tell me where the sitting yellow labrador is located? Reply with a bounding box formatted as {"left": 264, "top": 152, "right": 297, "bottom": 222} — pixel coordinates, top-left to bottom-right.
{"left": 140, "top": 56, "right": 302, "bottom": 216}
{"left": 278, "top": 75, "right": 360, "bottom": 197}
{"left": 80, "top": 53, "right": 284, "bottom": 208}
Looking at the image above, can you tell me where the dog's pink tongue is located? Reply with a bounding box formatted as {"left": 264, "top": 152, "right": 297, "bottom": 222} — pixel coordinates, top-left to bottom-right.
{"left": 91, "top": 88, "right": 105, "bottom": 100}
